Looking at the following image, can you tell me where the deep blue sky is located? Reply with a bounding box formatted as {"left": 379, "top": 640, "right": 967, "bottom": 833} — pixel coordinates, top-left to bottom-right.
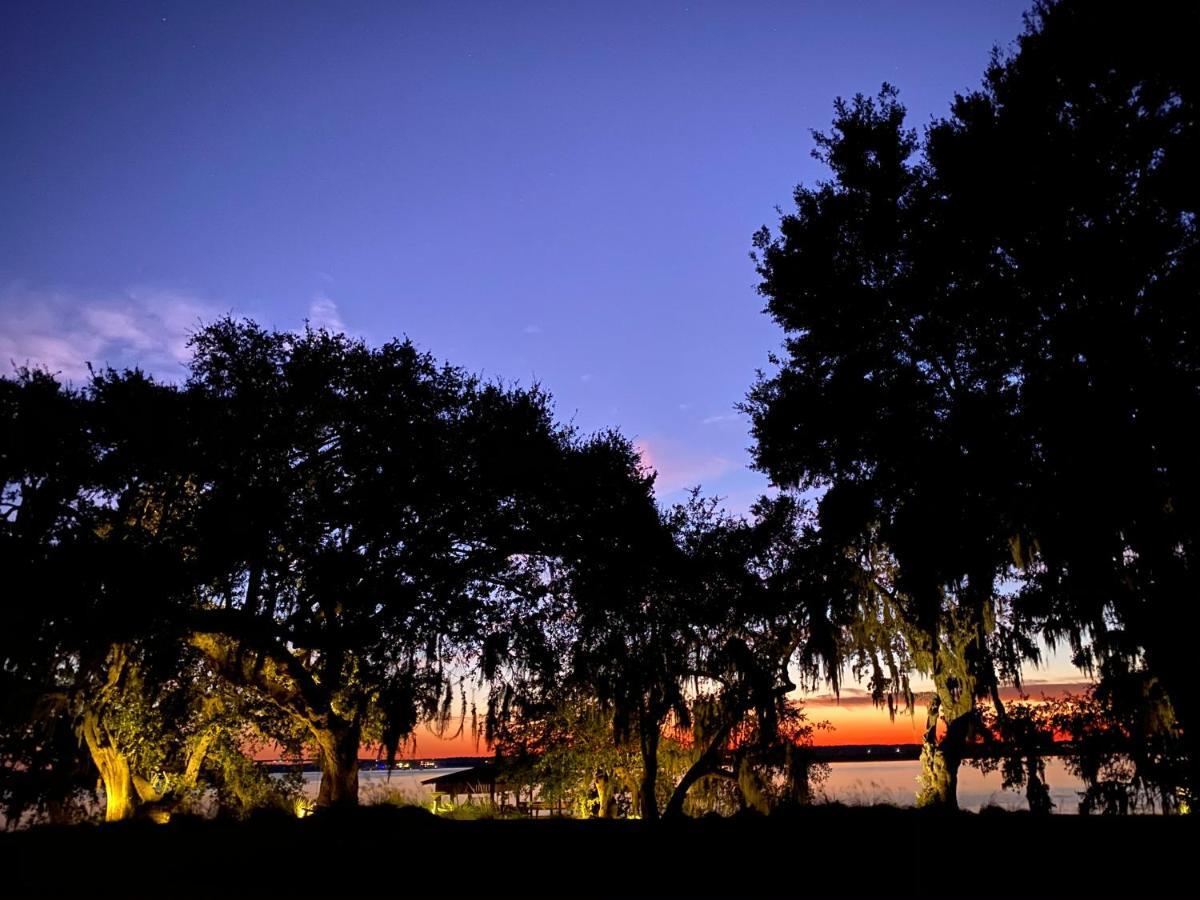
{"left": 2, "top": 0, "right": 1032, "bottom": 511}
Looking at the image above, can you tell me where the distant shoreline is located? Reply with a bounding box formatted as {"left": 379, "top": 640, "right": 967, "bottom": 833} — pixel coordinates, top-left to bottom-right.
{"left": 261, "top": 742, "right": 1094, "bottom": 772}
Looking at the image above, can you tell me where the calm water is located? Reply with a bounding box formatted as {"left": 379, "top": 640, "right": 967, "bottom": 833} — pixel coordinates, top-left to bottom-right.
{"left": 818, "top": 758, "right": 1087, "bottom": 813}
{"left": 305, "top": 759, "right": 1089, "bottom": 814}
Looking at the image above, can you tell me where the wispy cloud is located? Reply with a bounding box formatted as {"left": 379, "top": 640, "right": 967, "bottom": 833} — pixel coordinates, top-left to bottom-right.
{"left": 521, "top": 323, "right": 542, "bottom": 335}
{"left": 700, "top": 412, "right": 739, "bottom": 426}
{"left": 307, "top": 293, "right": 346, "bottom": 333}
{"left": 801, "top": 681, "right": 1095, "bottom": 707}
{"left": 633, "top": 436, "right": 735, "bottom": 496}
{"left": 0, "top": 284, "right": 221, "bottom": 383}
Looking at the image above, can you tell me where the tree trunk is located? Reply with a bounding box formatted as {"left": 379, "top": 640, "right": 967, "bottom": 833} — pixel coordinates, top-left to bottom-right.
{"left": 916, "top": 696, "right": 970, "bottom": 809}
{"left": 664, "top": 757, "right": 711, "bottom": 819}
{"left": 917, "top": 740, "right": 959, "bottom": 809}
{"left": 313, "top": 718, "right": 361, "bottom": 808}
{"left": 785, "top": 743, "right": 814, "bottom": 805}
{"left": 1025, "top": 758, "right": 1053, "bottom": 814}
{"left": 97, "top": 749, "right": 138, "bottom": 822}
{"left": 663, "top": 733, "right": 729, "bottom": 818}
{"left": 639, "top": 723, "right": 660, "bottom": 821}
{"left": 182, "top": 728, "right": 217, "bottom": 789}
{"left": 594, "top": 770, "right": 616, "bottom": 818}
{"left": 80, "top": 711, "right": 138, "bottom": 822}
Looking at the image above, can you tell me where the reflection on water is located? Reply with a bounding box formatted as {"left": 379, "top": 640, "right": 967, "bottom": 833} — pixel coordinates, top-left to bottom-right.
{"left": 819, "top": 758, "right": 1086, "bottom": 813}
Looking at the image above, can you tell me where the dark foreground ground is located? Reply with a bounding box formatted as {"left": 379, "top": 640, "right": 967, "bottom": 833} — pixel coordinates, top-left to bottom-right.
{"left": 1, "top": 805, "right": 1194, "bottom": 899}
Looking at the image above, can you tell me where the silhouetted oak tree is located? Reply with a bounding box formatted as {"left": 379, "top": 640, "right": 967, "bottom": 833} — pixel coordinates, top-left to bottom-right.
{"left": 935, "top": 0, "right": 1200, "bottom": 803}
{"left": 1, "top": 368, "right": 285, "bottom": 823}
{"left": 746, "top": 84, "right": 1027, "bottom": 807}
{"left": 180, "top": 320, "right": 588, "bottom": 807}
{"left": 747, "top": 0, "right": 1198, "bottom": 806}
{"left": 528, "top": 485, "right": 826, "bottom": 820}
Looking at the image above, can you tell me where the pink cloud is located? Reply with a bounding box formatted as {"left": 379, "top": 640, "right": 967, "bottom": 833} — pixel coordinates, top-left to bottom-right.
{"left": 634, "top": 436, "right": 735, "bottom": 496}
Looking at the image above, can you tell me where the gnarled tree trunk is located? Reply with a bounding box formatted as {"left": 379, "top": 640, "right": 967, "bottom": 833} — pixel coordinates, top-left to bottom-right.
{"left": 663, "top": 715, "right": 736, "bottom": 819}
{"left": 664, "top": 758, "right": 711, "bottom": 818}
{"left": 915, "top": 616, "right": 985, "bottom": 810}
{"left": 96, "top": 751, "right": 138, "bottom": 821}
{"left": 916, "top": 694, "right": 973, "bottom": 809}
{"left": 79, "top": 710, "right": 138, "bottom": 822}
{"left": 594, "top": 770, "right": 616, "bottom": 818}
{"left": 190, "top": 631, "right": 363, "bottom": 809}
{"left": 313, "top": 717, "right": 361, "bottom": 808}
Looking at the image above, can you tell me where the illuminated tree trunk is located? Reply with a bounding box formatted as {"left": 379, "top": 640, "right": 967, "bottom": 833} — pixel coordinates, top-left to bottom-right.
{"left": 190, "top": 632, "right": 361, "bottom": 808}
{"left": 79, "top": 710, "right": 139, "bottom": 822}
{"left": 916, "top": 695, "right": 971, "bottom": 809}
{"left": 914, "top": 617, "right": 984, "bottom": 809}
{"left": 594, "top": 770, "right": 616, "bottom": 818}
{"left": 98, "top": 751, "right": 138, "bottom": 821}
{"left": 917, "top": 744, "right": 957, "bottom": 808}
{"left": 313, "top": 718, "right": 361, "bottom": 808}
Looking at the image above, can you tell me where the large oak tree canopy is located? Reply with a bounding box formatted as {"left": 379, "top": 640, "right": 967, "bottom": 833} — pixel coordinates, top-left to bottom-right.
{"left": 0, "top": 366, "right": 292, "bottom": 823}
{"left": 746, "top": 0, "right": 1199, "bottom": 805}
{"left": 4, "top": 0, "right": 1195, "bottom": 825}
{"left": 2, "top": 318, "right": 664, "bottom": 816}
{"left": 179, "top": 319, "right": 625, "bottom": 806}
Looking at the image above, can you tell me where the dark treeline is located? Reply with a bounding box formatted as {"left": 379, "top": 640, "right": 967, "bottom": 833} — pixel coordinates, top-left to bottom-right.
{"left": 0, "top": 321, "right": 830, "bottom": 824}
{"left": 2, "top": 0, "right": 1197, "bottom": 831}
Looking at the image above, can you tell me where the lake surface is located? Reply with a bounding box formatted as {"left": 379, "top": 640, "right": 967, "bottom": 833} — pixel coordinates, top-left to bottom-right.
{"left": 818, "top": 758, "right": 1086, "bottom": 812}
{"left": 301, "top": 759, "right": 1089, "bottom": 814}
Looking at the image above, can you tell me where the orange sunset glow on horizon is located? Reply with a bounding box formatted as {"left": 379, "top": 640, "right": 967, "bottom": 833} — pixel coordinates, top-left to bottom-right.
{"left": 798, "top": 681, "right": 1093, "bottom": 746}
{"left": 251, "top": 679, "right": 1095, "bottom": 762}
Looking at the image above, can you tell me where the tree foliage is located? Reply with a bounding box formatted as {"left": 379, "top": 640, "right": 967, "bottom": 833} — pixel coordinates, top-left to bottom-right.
{"left": 3, "top": 2, "right": 1195, "bottom": 826}
{"left": 745, "top": 0, "right": 1199, "bottom": 806}
{"left": 0, "top": 367, "right": 288, "bottom": 823}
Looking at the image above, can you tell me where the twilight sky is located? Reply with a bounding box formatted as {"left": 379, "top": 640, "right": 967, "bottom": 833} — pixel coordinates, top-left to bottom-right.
{"left": 1, "top": 0, "right": 1034, "bottom": 511}
{"left": 2, "top": 2, "right": 1081, "bottom": 747}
